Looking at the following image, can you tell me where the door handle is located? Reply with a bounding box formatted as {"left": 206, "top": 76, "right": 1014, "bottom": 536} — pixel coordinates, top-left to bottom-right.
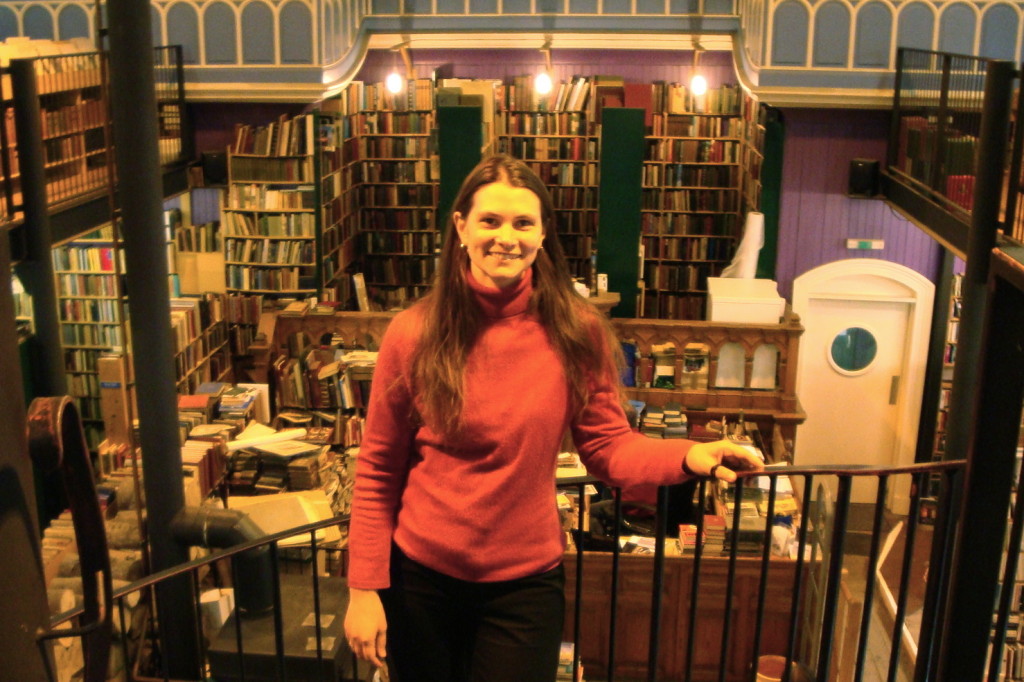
{"left": 889, "top": 376, "right": 900, "bottom": 405}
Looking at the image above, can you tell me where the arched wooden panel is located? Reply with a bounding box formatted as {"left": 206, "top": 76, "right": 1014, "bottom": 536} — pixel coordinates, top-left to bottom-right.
{"left": 813, "top": 2, "right": 851, "bottom": 68}
{"left": 771, "top": 1, "right": 809, "bottom": 66}
{"left": 938, "top": 3, "right": 976, "bottom": 55}
{"left": 23, "top": 6, "right": 54, "bottom": 40}
{"left": 57, "top": 5, "right": 89, "bottom": 40}
{"left": 854, "top": 3, "right": 892, "bottom": 68}
{"left": 0, "top": 7, "right": 17, "bottom": 41}
{"left": 242, "top": 2, "right": 275, "bottom": 64}
{"left": 978, "top": 4, "right": 1018, "bottom": 60}
{"left": 204, "top": 2, "right": 237, "bottom": 64}
{"left": 897, "top": 3, "right": 935, "bottom": 51}
{"left": 280, "top": 1, "right": 313, "bottom": 64}
{"left": 167, "top": 2, "right": 200, "bottom": 64}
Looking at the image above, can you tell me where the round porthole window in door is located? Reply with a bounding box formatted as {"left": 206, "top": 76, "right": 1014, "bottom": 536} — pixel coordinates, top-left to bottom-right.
{"left": 828, "top": 326, "right": 878, "bottom": 375}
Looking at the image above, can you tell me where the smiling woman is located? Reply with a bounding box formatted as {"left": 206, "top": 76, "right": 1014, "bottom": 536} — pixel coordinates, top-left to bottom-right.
{"left": 454, "top": 180, "right": 546, "bottom": 289}
{"left": 342, "top": 154, "right": 763, "bottom": 682}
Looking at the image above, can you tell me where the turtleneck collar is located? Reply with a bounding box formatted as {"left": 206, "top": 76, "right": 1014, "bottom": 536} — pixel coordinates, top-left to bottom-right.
{"left": 466, "top": 267, "right": 533, "bottom": 319}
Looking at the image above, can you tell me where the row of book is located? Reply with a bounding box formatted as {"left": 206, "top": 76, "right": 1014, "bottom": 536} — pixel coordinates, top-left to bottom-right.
{"left": 643, "top": 261, "right": 723, "bottom": 293}
{"left": 224, "top": 237, "right": 315, "bottom": 267}
{"left": 642, "top": 235, "right": 735, "bottom": 262}
{"left": 232, "top": 113, "right": 315, "bottom": 157}
{"left": 651, "top": 112, "right": 746, "bottom": 138}
{"left": 40, "top": 98, "right": 105, "bottom": 138}
{"left": 496, "top": 110, "right": 591, "bottom": 137}
{"left": 226, "top": 265, "right": 315, "bottom": 293}
{"left": 639, "top": 290, "right": 710, "bottom": 320}
{"left": 56, "top": 272, "right": 121, "bottom": 297}
{"left": 175, "top": 221, "right": 222, "bottom": 254}
{"left": 228, "top": 183, "right": 316, "bottom": 210}
{"left": 499, "top": 136, "right": 598, "bottom": 163}
{"left": 642, "top": 162, "right": 739, "bottom": 189}
{"left": 59, "top": 296, "right": 121, "bottom": 323}
{"left": 645, "top": 137, "right": 740, "bottom": 164}
{"left": 222, "top": 210, "right": 317, "bottom": 238}
{"left": 364, "top": 229, "right": 439, "bottom": 255}
{"left": 525, "top": 161, "right": 599, "bottom": 187}
{"left": 52, "top": 244, "right": 125, "bottom": 273}
{"left": 351, "top": 110, "right": 434, "bottom": 135}
{"left": 229, "top": 155, "right": 314, "bottom": 183}
{"left": 359, "top": 158, "right": 435, "bottom": 184}
{"left": 640, "top": 211, "right": 738, "bottom": 236}
{"left": 641, "top": 187, "right": 740, "bottom": 213}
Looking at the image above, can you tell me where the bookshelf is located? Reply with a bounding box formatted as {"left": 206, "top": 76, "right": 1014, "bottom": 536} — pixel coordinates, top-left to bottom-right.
{"left": 639, "top": 84, "right": 757, "bottom": 320}
{"left": 224, "top": 114, "right": 320, "bottom": 297}
{"left": 496, "top": 76, "right": 600, "bottom": 286}
{"left": 5, "top": 48, "right": 110, "bottom": 209}
{"left": 170, "top": 294, "right": 232, "bottom": 395}
{"left": 348, "top": 81, "right": 439, "bottom": 310}
{"left": 316, "top": 107, "right": 359, "bottom": 306}
{"left": 50, "top": 226, "right": 128, "bottom": 451}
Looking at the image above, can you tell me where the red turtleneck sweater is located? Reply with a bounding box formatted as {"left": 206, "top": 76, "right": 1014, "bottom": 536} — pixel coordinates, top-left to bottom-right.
{"left": 347, "top": 271, "right": 694, "bottom": 589}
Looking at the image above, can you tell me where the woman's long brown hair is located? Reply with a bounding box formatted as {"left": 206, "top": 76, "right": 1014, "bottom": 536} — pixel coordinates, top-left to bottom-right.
{"left": 409, "top": 154, "right": 622, "bottom": 438}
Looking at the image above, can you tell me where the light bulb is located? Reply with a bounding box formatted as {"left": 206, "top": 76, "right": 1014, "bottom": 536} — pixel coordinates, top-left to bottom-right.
{"left": 535, "top": 71, "right": 553, "bottom": 96}
{"left": 690, "top": 73, "right": 708, "bottom": 97}
{"left": 385, "top": 71, "right": 404, "bottom": 94}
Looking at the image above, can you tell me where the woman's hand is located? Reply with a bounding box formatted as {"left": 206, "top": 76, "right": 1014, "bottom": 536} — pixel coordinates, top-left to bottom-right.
{"left": 683, "top": 439, "right": 765, "bottom": 482}
{"left": 344, "top": 587, "right": 388, "bottom": 668}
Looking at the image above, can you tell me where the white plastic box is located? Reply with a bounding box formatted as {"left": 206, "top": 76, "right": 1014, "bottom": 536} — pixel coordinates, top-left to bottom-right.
{"left": 706, "top": 277, "right": 785, "bottom": 324}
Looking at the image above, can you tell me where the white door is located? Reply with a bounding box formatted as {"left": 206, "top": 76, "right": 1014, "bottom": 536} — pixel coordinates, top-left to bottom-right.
{"left": 797, "top": 298, "right": 909, "bottom": 483}
{"left": 793, "top": 260, "right": 934, "bottom": 512}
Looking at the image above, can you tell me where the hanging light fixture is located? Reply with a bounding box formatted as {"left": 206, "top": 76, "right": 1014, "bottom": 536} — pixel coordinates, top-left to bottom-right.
{"left": 386, "top": 42, "right": 412, "bottom": 95}
{"left": 690, "top": 41, "right": 707, "bottom": 97}
{"left": 534, "top": 38, "right": 554, "bottom": 96}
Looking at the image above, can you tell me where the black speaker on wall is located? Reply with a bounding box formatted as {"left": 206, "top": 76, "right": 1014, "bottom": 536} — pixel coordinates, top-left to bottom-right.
{"left": 848, "top": 158, "right": 879, "bottom": 197}
{"left": 201, "top": 151, "right": 228, "bottom": 186}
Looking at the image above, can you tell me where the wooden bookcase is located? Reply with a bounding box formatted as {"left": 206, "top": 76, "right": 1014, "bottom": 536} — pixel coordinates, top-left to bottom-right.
{"left": 316, "top": 108, "right": 360, "bottom": 306}
{"left": 348, "top": 82, "right": 439, "bottom": 311}
{"left": 496, "top": 76, "right": 600, "bottom": 286}
{"left": 170, "top": 294, "right": 232, "bottom": 395}
{"left": 639, "top": 84, "right": 761, "bottom": 320}
{"left": 224, "top": 114, "right": 319, "bottom": 298}
{"left": 5, "top": 49, "right": 110, "bottom": 210}
{"left": 50, "top": 227, "right": 129, "bottom": 450}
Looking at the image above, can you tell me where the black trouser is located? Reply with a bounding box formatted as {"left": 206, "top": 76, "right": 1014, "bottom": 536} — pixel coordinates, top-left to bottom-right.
{"left": 380, "top": 544, "right": 566, "bottom": 682}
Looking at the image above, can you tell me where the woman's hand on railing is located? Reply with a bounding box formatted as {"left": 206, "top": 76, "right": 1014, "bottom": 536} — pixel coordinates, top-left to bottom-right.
{"left": 682, "top": 439, "right": 764, "bottom": 482}
{"left": 344, "top": 587, "right": 388, "bottom": 668}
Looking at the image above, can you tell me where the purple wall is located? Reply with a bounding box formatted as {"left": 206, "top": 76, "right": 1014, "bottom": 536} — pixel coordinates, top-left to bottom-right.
{"left": 774, "top": 108, "right": 942, "bottom": 299}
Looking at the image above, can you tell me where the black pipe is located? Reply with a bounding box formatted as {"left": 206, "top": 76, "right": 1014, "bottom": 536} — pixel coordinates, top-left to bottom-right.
{"left": 170, "top": 507, "right": 274, "bottom": 617}
{"left": 104, "top": 0, "right": 200, "bottom": 675}
{"left": 9, "top": 59, "right": 66, "bottom": 397}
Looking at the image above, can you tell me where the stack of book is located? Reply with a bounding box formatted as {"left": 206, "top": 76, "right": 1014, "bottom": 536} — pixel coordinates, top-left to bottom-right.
{"left": 663, "top": 401, "right": 687, "bottom": 438}
{"left": 678, "top": 523, "right": 703, "bottom": 554}
{"left": 703, "top": 514, "right": 727, "bottom": 555}
{"left": 641, "top": 405, "right": 665, "bottom": 437}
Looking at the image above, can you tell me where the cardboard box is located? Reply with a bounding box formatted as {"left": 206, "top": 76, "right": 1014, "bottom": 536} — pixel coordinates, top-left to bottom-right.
{"left": 707, "top": 278, "right": 785, "bottom": 325}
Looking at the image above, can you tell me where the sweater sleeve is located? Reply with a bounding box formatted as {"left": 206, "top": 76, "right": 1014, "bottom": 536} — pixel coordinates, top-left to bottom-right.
{"left": 570, "top": 321, "right": 694, "bottom": 488}
{"left": 346, "top": 312, "right": 419, "bottom": 590}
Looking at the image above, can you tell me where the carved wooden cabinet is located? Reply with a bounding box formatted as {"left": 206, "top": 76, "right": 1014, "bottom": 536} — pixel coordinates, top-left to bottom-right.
{"left": 563, "top": 551, "right": 806, "bottom": 681}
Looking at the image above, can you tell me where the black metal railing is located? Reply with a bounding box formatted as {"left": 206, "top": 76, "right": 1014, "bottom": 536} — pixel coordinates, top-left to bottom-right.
{"left": 0, "top": 45, "right": 188, "bottom": 227}
{"left": 47, "top": 459, "right": 980, "bottom": 682}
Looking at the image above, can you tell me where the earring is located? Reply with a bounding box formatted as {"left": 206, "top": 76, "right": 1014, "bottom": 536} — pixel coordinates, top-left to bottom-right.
{"left": 459, "top": 243, "right": 467, "bottom": 249}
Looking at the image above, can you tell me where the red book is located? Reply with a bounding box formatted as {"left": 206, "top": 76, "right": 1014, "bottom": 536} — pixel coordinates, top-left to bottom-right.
{"left": 623, "top": 83, "right": 654, "bottom": 127}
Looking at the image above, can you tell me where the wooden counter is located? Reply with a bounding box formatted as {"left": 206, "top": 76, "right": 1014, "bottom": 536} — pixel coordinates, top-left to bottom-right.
{"left": 563, "top": 551, "right": 807, "bottom": 681}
